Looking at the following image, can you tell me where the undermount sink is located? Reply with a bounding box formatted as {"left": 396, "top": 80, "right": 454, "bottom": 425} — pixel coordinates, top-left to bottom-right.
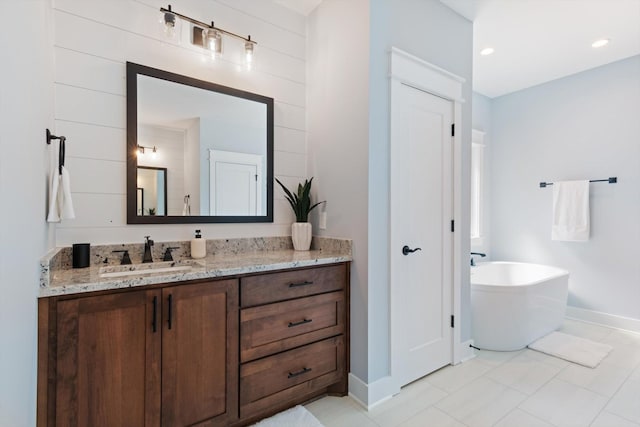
{"left": 98, "top": 260, "right": 204, "bottom": 278}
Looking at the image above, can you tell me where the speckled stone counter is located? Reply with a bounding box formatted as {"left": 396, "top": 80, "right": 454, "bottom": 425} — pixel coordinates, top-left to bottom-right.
{"left": 39, "top": 237, "right": 352, "bottom": 298}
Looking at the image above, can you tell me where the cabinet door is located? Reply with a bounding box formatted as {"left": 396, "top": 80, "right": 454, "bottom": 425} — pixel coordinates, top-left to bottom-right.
{"left": 56, "top": 290, "right": 161, "bottom": 427}
{"left": 162, "top": 279, "right": 239, "bottom": 426}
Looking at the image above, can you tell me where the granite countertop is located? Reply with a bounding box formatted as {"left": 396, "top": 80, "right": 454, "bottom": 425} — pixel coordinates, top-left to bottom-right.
{"left": 39, "top": 237, "right": 352, "bottom": 298}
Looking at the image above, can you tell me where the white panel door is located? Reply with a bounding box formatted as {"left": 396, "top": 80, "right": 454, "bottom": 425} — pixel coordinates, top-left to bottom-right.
{"left": 209, "top": 150, "right": 263, "bottom": 216}
{"left": 390, "top": 82, "right": 453, "bottom": 387}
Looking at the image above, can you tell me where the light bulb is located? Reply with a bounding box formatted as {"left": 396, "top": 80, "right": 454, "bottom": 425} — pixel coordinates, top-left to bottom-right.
{"left": 152, "top": 147, "right": 157, "bottom": 159}
{"left": 164, "top": 13, "right": 175, "bottom": 37}
{"left": 137, "top": 146, "right": 145, "bottom": 157}
{"left": 158, "top": 6, "right": 180, "bottom": 42}
{"left": 204, "top": 28, "right": 222, "bottom": 59}
{"left": 244, "top": 40, "right": 254, "bottom": 70}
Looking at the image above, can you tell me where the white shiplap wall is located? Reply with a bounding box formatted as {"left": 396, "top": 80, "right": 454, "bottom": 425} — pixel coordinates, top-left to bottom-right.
{"left": 53, "top": 0, "right": 307, "bottom": 245}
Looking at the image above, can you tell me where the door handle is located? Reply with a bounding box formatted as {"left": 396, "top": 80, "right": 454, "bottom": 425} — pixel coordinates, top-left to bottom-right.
{"left": 402, "top": 245, "right": 422, "bottom": 256}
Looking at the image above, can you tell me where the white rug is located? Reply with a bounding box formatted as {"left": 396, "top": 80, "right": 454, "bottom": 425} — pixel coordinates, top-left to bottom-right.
{"left": 528, "top": 331, "right": 613, "bottom": 368}
{"left": 252, "top": 405, "right": 324, "bottom": 427}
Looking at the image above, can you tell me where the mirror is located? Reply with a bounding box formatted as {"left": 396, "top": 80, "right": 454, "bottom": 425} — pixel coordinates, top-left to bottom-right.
{"left": 126, "top": 62, "right": 274, "bottom": 224}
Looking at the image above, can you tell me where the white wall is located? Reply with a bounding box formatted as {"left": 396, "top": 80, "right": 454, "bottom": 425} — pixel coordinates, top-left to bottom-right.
{"left": 307, "top": 0, "right": 371, "bottom": 383}
{"left": 184, "top": 119, "right": 201, "bottom": 214}
{"left": 308, "top": 0, "right": 473, "bottom": 403}
{"left": 0, "top": 2, "right": 54, "bottom": 425}
{"left": 471, "top": 92, "right": 492, "bottom": 256}
{"left": 52, "top": 0, "right": 307, "bottom": 245}
{"left": 490, "top": 56, "right": 640, "bottom": 322}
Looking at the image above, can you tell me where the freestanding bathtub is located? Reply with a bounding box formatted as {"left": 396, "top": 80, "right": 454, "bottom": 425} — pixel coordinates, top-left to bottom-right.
{"left": 471, "top": 262, "right": 569, "bottom": 351}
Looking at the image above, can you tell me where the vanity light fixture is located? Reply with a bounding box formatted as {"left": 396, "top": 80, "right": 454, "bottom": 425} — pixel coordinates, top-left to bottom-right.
{"left": 592, "top": 38, "right": 609, "bottom": 48}
{"left": 480, "top": 47, "right": 495, "bottom": 56}
{"left": 159, "top": 4, "right": 257, "bottom": 66}
{"left": 137, "top": 145, "right": 158, "bottom": 158}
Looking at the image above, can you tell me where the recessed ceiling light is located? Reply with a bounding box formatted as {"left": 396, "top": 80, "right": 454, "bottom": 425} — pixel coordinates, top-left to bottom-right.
{"left": 592, "top": 39, "right": 610, "bottom": 48}
{"left": 480, "top": 47, "right": 495, "bottom": 56}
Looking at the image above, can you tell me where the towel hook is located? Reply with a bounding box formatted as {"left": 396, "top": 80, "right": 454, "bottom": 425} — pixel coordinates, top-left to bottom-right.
{"left": 46, "top": 128, "right": 66, "bottom": 145}
{"left": 46, "top": 129, "right": 67, "bottom": 175}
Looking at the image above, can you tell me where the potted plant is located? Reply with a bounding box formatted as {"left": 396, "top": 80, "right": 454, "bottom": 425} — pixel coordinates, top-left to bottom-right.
{"left": 276, "top": 177, "right": 324, "bottom": 251}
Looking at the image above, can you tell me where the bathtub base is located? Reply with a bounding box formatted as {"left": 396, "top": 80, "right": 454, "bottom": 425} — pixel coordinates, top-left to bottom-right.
{"left": 471, "top": 262, "right": 569, "bottom": 352}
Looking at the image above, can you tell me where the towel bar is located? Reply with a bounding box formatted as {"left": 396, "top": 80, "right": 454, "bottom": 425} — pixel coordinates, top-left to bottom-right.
{"left": 539, "top": 177, "right": 617, "bottom": 188}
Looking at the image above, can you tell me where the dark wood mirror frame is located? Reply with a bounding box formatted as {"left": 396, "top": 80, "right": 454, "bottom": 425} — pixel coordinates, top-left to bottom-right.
{"left": 126, "top": 62, "right": 274, "bottom": 224}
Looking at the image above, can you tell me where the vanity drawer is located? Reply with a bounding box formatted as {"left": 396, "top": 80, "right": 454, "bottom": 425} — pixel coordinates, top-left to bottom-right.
{"left": 240, "top": 336, "right": 344, "bottom": 418}
{"left": 241, "top": 264, "right": 346, "bottom": 307}
{"left": 240, "top": 292, "right": 344, "bottom": 362}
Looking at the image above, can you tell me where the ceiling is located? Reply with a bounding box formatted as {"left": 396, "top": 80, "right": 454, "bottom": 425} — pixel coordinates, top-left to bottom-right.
{"left": 272, "top": 0, "right": 322, "bottom": 16}
{"left": 274, "top": 0, "right": 640, "bottom": 98}
{"left": 441, "top": 0, "right": 640, "bottom": 98}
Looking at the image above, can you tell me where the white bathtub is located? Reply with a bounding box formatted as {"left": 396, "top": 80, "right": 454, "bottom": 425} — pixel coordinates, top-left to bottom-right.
{"left": 471, "top": 262, "right": 569, "bottom": 351}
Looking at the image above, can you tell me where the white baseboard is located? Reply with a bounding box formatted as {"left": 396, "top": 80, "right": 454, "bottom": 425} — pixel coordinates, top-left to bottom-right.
{"left": 347, "top": 373, "right": 369, "bottom": 409}
{"left": 347, "top": 373, "right": 399, "bottom": 410}
{"left": 566, "top": 306, "right": 640, "bottom": 334}
{"left": 458, "top": 340, "right": 476, "bottom": 362}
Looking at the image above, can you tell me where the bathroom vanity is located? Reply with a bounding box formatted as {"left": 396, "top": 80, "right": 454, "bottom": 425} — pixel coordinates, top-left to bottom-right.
{"left": 37, "top": 238, "right": 351, "bottom": 426}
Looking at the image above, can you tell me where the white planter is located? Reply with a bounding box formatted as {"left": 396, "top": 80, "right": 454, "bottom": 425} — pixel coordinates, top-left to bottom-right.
{"left": 291, "top": 222, "right": 312, "bottom": 251}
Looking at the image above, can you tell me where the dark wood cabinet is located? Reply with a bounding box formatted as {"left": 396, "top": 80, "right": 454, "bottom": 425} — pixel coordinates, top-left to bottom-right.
{"left": 55, "top": 289, "right": 161, "bottom": 427}
{"left": 40, "top": 279, "right": 238, "bottom": 427}
{"left": 38, "top": 263, "right": 349, "bottom": 426}
{"left": 161, "top": 281, "right": 238, "bottom": 426}
{"left": 238, "top": 263, "right": 349, "bottom": 422}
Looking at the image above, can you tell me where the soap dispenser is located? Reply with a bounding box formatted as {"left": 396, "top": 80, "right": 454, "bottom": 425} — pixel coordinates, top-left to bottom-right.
{"left": 191, "top": 229, "right": 206, "bottom": 259}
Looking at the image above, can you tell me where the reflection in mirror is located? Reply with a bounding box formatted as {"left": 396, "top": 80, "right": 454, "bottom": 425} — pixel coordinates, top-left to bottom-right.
{"left": 137, "top": 166, "right": 167, "bottom": 216}
{"left": 126, "top": 62, "right": 274, "bottom": 224}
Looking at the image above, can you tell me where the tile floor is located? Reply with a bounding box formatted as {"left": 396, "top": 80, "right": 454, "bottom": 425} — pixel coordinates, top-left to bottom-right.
{"left": 305, "top": 319, "right": 640, "bottom": 427}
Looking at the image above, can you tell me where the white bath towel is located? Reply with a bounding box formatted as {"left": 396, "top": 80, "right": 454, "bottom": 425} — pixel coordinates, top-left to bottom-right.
{"left": 47, "top": 139, "right": 75, "bottom": 222}
{"left": 552, "top": 180, "right": 589, "bottom": 241}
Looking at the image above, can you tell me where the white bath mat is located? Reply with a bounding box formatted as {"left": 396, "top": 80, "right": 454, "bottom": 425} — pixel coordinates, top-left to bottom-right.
{"left": 528, "top": 331, "right": 612, "bottom": 368}
{"left": 251, "top": 405, "right": 324, "bottom": 427}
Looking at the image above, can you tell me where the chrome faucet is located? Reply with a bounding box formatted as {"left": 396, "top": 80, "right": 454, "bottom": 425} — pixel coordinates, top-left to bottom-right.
{"left": 470, "top": 252, "right": 486, "bottom": 266}
{"left": 143, "top": 236, "right": 154, "bottom": 263}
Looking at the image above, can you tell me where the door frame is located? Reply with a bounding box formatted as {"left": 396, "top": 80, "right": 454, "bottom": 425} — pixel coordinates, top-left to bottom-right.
{"left": 389, "top": 47, "right": 466, "bottom": 390}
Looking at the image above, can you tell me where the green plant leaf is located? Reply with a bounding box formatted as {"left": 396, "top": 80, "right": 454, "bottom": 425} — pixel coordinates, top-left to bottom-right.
{"left": 274, "top": 176, "right": 322, "bottom": 223}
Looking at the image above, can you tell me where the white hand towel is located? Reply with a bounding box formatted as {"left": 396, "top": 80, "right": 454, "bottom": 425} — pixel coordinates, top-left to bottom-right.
{"left": 47, "top": 140, "right": 75, "bottom": 222}
{"left": 552, "top": 180, "right": 589, "bottom": 241}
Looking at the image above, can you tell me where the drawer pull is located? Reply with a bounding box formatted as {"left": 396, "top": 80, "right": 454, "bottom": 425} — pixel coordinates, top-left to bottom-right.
{"left": 288, "top": 318, "right": 313, "bottom": 328}
{"left": 289, "top": 280, "right": 314, "bottom": 288}
{"left": 287, "top": 367, "right": 312, "bottom": 378}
